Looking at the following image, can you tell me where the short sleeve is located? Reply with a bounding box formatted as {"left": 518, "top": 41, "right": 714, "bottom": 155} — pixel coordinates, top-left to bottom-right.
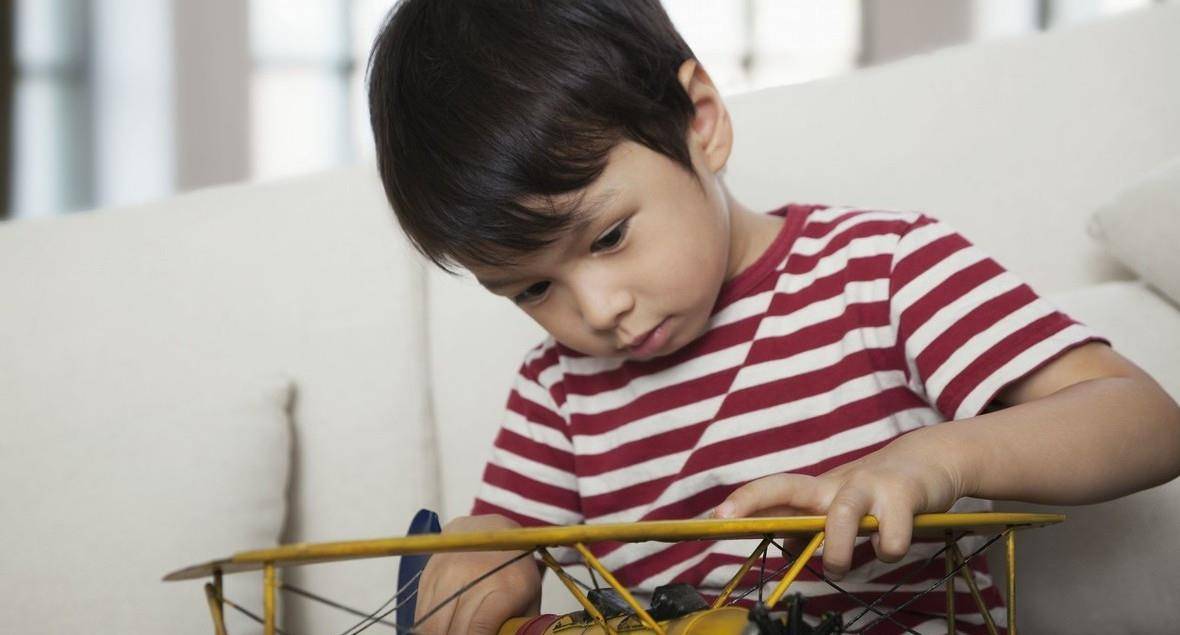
{"left": 888, "top": 215, "right": 1106, "bottom": 420}
{"left": 471, "top": 344, "right": 583, "bottom": 527}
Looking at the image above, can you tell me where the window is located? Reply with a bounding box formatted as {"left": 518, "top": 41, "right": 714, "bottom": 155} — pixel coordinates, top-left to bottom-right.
{"left": 11, "top": 0, "right": 90, "bottom": 218}
{"left": 9, "top": 1, "right": 1171, "bottom": 216}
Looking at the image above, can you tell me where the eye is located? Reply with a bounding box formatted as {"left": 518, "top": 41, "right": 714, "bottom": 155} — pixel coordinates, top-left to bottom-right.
{"left": 591, "top": 218, "right": 630, "bottom": 253}
{"left": 513, "top": 281, "right": 550, "bottom": 304}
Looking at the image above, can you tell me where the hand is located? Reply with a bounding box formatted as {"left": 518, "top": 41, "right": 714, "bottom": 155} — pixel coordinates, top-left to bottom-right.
{"left": 712, "top": 429, "right": 967, "bottom": 580}
{"left": 414, "top": 514, "right": 542, "bottom": 635}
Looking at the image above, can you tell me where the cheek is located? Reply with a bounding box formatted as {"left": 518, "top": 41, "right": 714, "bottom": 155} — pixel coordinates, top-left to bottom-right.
{"left": 647, "top": 222, "right": 728, "bottom": 299}
{"left": 528, "top": 304, "right": 610, "bottom": 355}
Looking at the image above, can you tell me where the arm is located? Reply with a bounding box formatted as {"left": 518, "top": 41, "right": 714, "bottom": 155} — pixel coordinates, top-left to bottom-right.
{"left": 933, "top": 342, "right": 1180, "bottom": 504}
{"left": 715, "top": 342, "right": 1180, "bottom": 579}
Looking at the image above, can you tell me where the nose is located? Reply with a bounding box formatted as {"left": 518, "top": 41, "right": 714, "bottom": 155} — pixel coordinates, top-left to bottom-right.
{"left": 570, "top": 270, "right": 633, "bottom": 332}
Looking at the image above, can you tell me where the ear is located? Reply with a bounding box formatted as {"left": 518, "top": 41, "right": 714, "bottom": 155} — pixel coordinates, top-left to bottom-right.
{"left": 677, "top": 58, "right": 733, "bottom": 174}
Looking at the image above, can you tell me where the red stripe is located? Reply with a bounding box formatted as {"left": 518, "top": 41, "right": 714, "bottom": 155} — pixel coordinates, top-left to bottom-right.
{"left": 563, "top": 311, "right": 764, "bottom": 396}
{"left": 935, "top": 312, "right": 1074, "bottom": 417}
{"left": 744, "top": 299, "right": 894, "bottom": 367}
{"left": 897, "top": 257, "right": 1005, "bottom": 345}
{"left": 915, "top": 284, "right": 1037, "bottom": 382}
{"left": 568, "top": 366, "right": 737, "bottom": 436}
{"left": 481, "top": 463, "right": 579, "bottom": 513}
{"left": 505, "top": 390, "right": 567, "bottom": 432}
{"left": 469, "top": 499, "right": 553, "bottom": 527}
{"left": 798, "top": 209, "right": 866, "bottom": 237}
{"left": 493, "top": 428, "right": 574, "bottom": 473}
{"left": 717, "top": 345, "right": 901, "bottom": 421}
{"left": 785, "top": 219, "right": 915, "bottom": 276}
{"left": 890, "top": 231, "right": 972, "bottom": 298}
{"left": 575, "top": 375, "right": 919, "bottom": 514}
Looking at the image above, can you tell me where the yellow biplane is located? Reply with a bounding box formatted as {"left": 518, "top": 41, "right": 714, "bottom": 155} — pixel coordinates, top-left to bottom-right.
{"left": 165, "top": 511, "right": 1060, "bottom": 635}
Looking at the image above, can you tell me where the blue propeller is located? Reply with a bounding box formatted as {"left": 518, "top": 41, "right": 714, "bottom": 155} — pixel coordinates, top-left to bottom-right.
{"left": 396, "top": 509, "right": 442, "bottom": 628}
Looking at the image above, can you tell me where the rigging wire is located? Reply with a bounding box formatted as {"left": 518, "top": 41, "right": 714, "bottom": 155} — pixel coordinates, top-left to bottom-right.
{"left": 844, "top": 532, "right": 1005, "bottom": 634}
{"left": 837, "top": 533, "right": 963, "bottom": 630}
{"left": 339, "top": 550, "right": 535, "bottom": 635}
{"left": 208, "top": 587, "right": 293, "bottom": 635}
{"left": 336, "top": 568, "right": 423, "bottom": 635}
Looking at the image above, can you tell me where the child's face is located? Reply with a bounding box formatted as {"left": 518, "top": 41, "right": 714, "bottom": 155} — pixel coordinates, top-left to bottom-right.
{"left": 468, "top": 138, "right": 742, "bottom": 360}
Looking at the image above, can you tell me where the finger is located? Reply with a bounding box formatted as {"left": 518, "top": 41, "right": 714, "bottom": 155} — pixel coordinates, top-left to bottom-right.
{"left": 451, "top": 588, "right": 505, "bottom": 635}
{"left": 870, "top": 500, "right": 914, "bottom": 563}
{"left": 713, "top": 473, "right": 827, "bottom": 519}
{"left": 414, "top": 580, "right": 455, "bottom": 635}
{"left": 746, "top": 504, "right": 806, "bottom": 518}
{"left": 821, "top": 487, "right": 872, "bottom": 581}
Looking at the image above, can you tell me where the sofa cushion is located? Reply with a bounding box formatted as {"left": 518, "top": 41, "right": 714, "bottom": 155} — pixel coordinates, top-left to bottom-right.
{"left": 1089, "top": 154, "right": 1180, "bottom": 307}
{"left": 0, "top": 367, "right": 291, "bottom": 635}
{"left": 998, "top": 281, "right": 1180, "bottom": 634}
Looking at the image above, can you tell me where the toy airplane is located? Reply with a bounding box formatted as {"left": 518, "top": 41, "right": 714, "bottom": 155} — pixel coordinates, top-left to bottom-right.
{"left": 166, "top": 511, "right": 1061, "bottom": 634}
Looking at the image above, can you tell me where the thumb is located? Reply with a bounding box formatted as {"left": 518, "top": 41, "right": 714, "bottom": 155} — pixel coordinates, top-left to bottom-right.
{"left": 713, "top": 473, "right": 827, "bottom": 519}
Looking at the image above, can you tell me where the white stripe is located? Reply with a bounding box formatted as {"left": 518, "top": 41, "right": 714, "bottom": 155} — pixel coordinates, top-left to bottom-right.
{"left": 514, "top": 375, "right": 564, "bottom": 418}
{"left": 791, "top": 210, "right": 918, "bottom": 257}
{"left": 756, "top": 279, "right": 890, "bottom": 341}
{"left": 476, "top": 483, "right": 580, "bottom": 525}
{"left": 779, "top": 235, "right": 900, "bottom": 289}
{"left": 563, "top": 343, "right": 749, "bottom": 415}
{"left": 955, "top": 323, "right": 1094, "bottom": 419}
{"left": 891, "top": 243, "right": 990, "bottom": 319}
{"left": 499, "top": 408, "right": 572, "bottom": 453}
{"left": 522, "top": 339, "right": 555, "bottom": 365}
{"left": 731, "top": 325, "right": 897, "bottom": 392}
{"left": 906, "top": 270, "right": 1024, "bottom": 360}
{"left": 712, "top": 288, "right": 776, "bottom": 327}
{"left": 588, "top": 406, "right": 940, "bottom": 518}
{"left": 537, "top": 362, "right": 565, "bottom": 392}
{"left": 579, "top": 371, "right": 910, "bottom": 498}
{"left": 487, "top": 447, "right": 578, "bottom": 492}
{"left": 571, "top": 323, "right": 896, "bottom": 453}
{"left": 571, "top": 395, "right": 726, "bottom": 455}
{"left": 804, "top": 205, "right": 864, "bottom": 224}
{"left": 561, "top": 353, "right": 625, "bottom": 376}
{"left": 923, "top": 298, "right": 1054, "bottom": 405}
{"left": 891, "top": 216, "right": 956, "bottom": 263}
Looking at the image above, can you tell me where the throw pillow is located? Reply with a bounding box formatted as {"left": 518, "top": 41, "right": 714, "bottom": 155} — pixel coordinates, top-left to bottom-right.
{"left": 1089, "top": 154, "right": 1180, "bottom": 306}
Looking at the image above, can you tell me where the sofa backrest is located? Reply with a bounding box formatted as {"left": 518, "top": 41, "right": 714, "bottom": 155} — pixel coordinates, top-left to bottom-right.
{"left": 723, "top": 5, "right": 1180, "bottom": 297}
{"left": 0, "top": 166, "right": 436, "bottom": 633}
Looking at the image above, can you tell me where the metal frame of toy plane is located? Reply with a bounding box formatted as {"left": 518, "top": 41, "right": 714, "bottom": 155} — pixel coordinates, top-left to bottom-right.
{"left": 166, "top": 512, "right": 1063, "bottom": 635}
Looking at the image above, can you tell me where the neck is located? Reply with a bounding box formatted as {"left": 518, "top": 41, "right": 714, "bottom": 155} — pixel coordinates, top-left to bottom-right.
{"left": 723, "top": 183, "right": 785, "bottom": 281}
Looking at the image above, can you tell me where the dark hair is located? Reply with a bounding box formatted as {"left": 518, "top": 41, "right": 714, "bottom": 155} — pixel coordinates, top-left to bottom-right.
{"left": 367, "top": 0, "right": 698, "bottom": 270}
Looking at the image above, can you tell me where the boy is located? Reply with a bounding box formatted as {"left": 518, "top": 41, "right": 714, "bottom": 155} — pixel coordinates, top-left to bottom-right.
{"left": 367, "top": 1, "right": 1180, "bottom": 633}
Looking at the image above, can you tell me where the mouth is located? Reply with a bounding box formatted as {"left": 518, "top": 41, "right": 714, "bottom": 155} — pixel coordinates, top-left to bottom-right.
{"left": 623, "top": 319, "right": 671, "bottom": 357}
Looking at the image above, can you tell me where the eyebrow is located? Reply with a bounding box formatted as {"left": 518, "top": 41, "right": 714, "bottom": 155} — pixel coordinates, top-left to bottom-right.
{"left": 476, "top": 188, "right": 621, "bottom": 292}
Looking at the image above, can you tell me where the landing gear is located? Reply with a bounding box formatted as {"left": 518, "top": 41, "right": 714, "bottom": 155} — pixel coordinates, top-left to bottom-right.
{"left": 743, "top": 595, "right": 843, "bottom": 635}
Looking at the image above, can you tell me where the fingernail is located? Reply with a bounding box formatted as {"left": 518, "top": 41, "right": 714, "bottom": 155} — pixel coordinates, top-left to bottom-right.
{"left": 714, "top": 503, "right": 734, "bottom": 519}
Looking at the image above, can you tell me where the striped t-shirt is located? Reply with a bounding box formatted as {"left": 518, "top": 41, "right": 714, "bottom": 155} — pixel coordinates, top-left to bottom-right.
{"left": 473, "top": 204, "right": 1101, "bottom": 633}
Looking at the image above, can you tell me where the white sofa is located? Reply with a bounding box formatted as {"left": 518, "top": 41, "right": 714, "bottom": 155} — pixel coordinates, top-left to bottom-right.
{"left": 3, "top": 5, "right": 1179, "bottom": 634}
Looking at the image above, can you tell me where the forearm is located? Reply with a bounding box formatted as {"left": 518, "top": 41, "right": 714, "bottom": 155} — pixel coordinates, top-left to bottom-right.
{"left": 929, "top": 374, "right": 1180, "bottom": 505}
